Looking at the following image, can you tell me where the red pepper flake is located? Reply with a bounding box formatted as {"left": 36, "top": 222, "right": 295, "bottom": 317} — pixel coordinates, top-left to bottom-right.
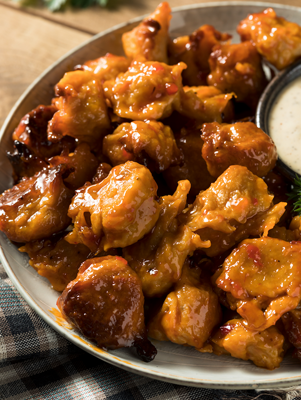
{"left": 165, "top": 83, "right": 178, "bottom": 95}
{"left": 116, "top": 256, "right": 128, "bottom": 265}
{"left": 122, "top": 147, "right": 133, "bottom": 160}
{"left": 252, "top": 198, "right": 258, "bottom": 206}
{"left": 219, "top": 324, "right": 235, "bottom": 338}
{"left": 151, "top": 64, "right": 165, "bottom": 72}
{"left": 246, "top": 244, "right": 263, "bottom": 267}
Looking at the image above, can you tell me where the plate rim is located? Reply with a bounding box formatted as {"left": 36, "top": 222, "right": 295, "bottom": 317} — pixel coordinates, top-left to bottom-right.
{"left": 1, "top": 1, "right": 301, "bottom": 390}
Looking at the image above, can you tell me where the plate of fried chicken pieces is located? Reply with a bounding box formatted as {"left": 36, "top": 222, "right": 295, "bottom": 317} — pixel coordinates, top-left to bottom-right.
{"left": 2, "top": 1, "right": 301, "bottom": 390}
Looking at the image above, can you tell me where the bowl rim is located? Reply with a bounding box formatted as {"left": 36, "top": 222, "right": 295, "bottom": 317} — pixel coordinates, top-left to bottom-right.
{"left": 2, "top": 1, "right": 301, "bottom": 390}
{"left": 256, "top": 58, "right": 301, "bottom": 182}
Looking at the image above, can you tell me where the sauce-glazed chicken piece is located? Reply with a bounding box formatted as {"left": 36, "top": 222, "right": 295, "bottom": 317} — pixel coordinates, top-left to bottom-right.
{"left": 216, "top": 238, "right": 301, "bottom": 331}
{"left": 207, "top": 41, "right": 267, "bottom": 111}
{"left": 148, "top": 261, "right": 221, "bottom": 349}
{"left": 7, "top": 141, "right": 48, "bottom": 182}
{"left": 66, "top": 161, "right": 160, "bottom": 253}
{"left": 12, "top": 104, "right": 75, "bottom": 159}
{"left": 48, "top": 70, "right": 110, "bottom": 146}
{"left": 163, "top": 128, "right": 215, "bottom": 200}
{"left": 103, "top": 120, "right": 181, "bottom": 172}
{"left": 103, "top": 61, "right": 185, "bottom": 120}
{"left": 76, "top": 53, "right": 130, "bottom": 83}
{"left": 57, "top": 256, "right": 157, "bottom": 361}
{"left": 0, "top": 165, "right": 73, "bottom": 242}
{"left": 169, "top": 25, "right": 231, "bottom": 86}
{"left": 237, "top": 8, "right": 301, "bottom": 70}
{"left": 176, "top": 86, "right": 234, "bottom": 123}
{"left": 201, "top": 122, "right": 277, "bottom": 178}
{"left": 181, "top": 165, "right": 286, "bottom": 257}
{"left": 122, "top": 2, "right": 171, "bottom": 63}
{"left": 19, "top": 235, "right": 90, "bottom": 291}
{"left": 9, "top": 105, "right": 75, "bottom": 181}
{"left": 48, "top": 143, "right": 99, "bottom": 191}
{"left": 211, "top": 319, "right": 285, "bottom": 370}
{"left": 123, "top": 180, "right": 210, "bottom": 297}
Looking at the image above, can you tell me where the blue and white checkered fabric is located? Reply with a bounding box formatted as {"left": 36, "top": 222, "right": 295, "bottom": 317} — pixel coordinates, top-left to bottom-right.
{"left": 0, "top": 264, "right": 296, "bottom": 400}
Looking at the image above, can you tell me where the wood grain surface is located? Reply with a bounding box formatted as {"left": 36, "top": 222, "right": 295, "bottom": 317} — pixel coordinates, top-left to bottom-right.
{"left": 1, "top": 0, "right": 300, "bottom": 128}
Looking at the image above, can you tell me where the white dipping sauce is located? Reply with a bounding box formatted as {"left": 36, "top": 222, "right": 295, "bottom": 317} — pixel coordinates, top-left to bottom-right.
{"left": 269, "top": 76, "right": 301, "bottom": 175}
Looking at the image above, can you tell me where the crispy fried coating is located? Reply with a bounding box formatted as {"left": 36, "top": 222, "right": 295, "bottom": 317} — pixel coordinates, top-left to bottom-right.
{"left": 103, "top": 61, "right": 185, "bottom": 120}
{"left": 237, "top": 8, "right": 301, "bottom": 70}
{"left": 12, "top": 104, "right": 75, "bottom": 159}
{"left": 148, "top": 261, "right": 221, "bottom": 349}
{"left": 123, "top": 180, "right": 210, "bottom": 297}
{"left": 7, "top": 141, "right": 48, "bottom": 182}
{"left": 66, "top": 161, "right": 160, "bottom": 253}
{"left": 48, "top": 70, "right": 110, "bottom": 146}
{"left": 103, "top": 120, "right": 181, "bottom": 172}
{"left": 0, "top": 166, "right": 73, "bottom": 243}
{"left": 207, "top": 41, "right": 267, "bottom": 111}
{"left": 76, "top": 53, "right": 130, "bottom": 83}
{"left": 57, "top": 256, "right": 157, "bottom": 361}
{"left": 163, "top": 128, "right": 215, "bottom": 200}
{"left": 181, "top": 165, "right": 286, "bottom": 256}
{"left": 169, "top": 25, "right": 231, "bottom": 86}
{"left": 48, "top": 143, "right": 99, "bottom": 191}
{"left": 211, "top": 319, "right": 285, "bottom": 370}
{"left": 176, "top": 86, "right": 234, "bottom": 122}
{"left": 216, "top": 238, "right": 301, "bottom": 331}
{"left": 201, "top": 122, "right": 277, "bottom": 178}
{"left": 19, "top": 235, "right": 90, "bottom": 291}
{"left": 122, "top": 2, "right": 171, "bottom": 63}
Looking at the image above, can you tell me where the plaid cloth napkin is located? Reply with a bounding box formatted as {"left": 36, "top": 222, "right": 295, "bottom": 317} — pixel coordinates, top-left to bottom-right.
{"left": 0, "top": 262, "right": 300, "bottom": 400}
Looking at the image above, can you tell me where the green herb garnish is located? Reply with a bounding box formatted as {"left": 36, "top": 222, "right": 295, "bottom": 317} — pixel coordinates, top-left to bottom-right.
{"left": 288, "top": 175, "right": 301, "bottom": 215}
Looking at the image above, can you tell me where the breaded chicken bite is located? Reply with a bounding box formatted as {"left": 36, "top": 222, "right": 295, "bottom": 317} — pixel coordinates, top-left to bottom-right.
{"left": 211, "top": 319, "right": 285, "bottom": 369}
{"left": 122, "top": 2, "right": 171, "bottom": 63}
{"left": 201, "top": 121, "right": 277, "bottom": 178}
{"left": 207, "top": 41, "right": 267, "bottom": 111}
{"left": 48, "top": 70, "right": 110, "bottom": 146}
{"left": 0, "top": 165, "right": 73, "bottom": 243}
{"left": 181, "top": 165, "right": 286, "bottom": 256}
{"left": 66, "top": 161, "right": 160, "bottom": 253}
{"left": 169, "top": 25, "right": 231, "bottom": 86}
{"left": 237, "top": 8, "right": 301, "bottom": 70}
{"left": 57, "top": 256, "right": 157, "bottom": 361}
{"left": 216, "top": 238, "right": 301, "bottom": 331}
{"left": 148, "top": 261, "right": 221, "bottom": 349}
{"left": 103, "top": 120, "right": 181, "bottom": 172}
{"left": 103, "top": 61, "right": 185, "bottom": 120}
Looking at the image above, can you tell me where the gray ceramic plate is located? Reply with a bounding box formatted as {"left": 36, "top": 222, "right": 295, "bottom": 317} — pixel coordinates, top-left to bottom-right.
{"left": 1, "top": 2, "right": 301, "bottom": 390}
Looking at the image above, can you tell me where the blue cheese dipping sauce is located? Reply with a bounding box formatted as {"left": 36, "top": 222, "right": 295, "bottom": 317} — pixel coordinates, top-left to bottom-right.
{"left": 269, "top": 76, "right": 301, "bottom": 175}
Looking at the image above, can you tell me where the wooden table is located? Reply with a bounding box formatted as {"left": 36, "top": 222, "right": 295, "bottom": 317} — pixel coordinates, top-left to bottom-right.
{"left": 0, "top": 0, "right": 300, "bottom": 129}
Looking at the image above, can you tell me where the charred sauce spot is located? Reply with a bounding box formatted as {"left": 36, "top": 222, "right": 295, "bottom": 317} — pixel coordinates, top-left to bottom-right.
{"left": 143, "top": 19, "right": 161, "bottom": 36}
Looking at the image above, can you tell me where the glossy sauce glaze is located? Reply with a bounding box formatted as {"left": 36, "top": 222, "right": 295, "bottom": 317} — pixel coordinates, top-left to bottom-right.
{"left": 269, "top": 76, "right": 301, "bottom": 175}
